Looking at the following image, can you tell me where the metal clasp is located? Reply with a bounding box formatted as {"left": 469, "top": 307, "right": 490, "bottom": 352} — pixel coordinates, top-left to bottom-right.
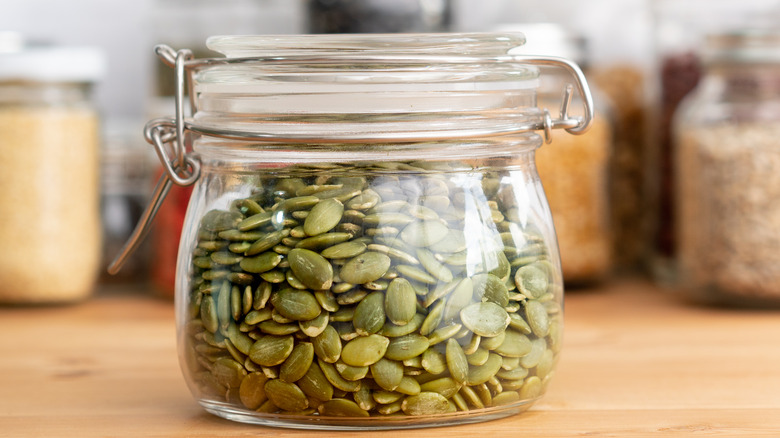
{"left": 107, "top": 46, "right": 201, "bottom": 275}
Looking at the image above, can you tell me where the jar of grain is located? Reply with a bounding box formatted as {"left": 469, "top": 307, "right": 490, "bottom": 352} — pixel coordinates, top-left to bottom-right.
{"left": 510, "top": 24, "right": 614, "bottom": 285}
{"left": 0, "top": 42, "right": 106, "bottom": 304}
{"left": 674, "top": 30, "right": 780, "bottom": 307}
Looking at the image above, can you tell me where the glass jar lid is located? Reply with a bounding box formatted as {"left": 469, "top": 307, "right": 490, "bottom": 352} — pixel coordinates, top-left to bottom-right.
{"left": 192, "top": 33, "right": 542, "bottom": 142}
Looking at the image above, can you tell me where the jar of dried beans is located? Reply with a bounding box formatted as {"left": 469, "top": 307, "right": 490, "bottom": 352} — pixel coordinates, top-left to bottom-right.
{"left": 674, "top": 30, "right": 780, "bottom": 307}
{"left": 110, "top": 33, "right": 594, "bottom": 428}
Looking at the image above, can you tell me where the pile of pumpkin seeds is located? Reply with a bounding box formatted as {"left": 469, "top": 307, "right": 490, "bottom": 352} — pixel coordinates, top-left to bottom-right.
{"left": 182, "top": 161, "right": 563, "bottom": 419}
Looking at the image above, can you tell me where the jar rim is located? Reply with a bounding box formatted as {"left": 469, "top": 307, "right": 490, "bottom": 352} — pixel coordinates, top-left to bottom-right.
{"left": 206, "top": 33, "right": 526, "bottom": 59}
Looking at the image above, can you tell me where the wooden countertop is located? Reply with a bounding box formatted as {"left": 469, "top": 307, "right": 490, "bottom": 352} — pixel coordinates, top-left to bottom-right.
{"left": 2, "top": 278, "right": 779, "bottom": 437}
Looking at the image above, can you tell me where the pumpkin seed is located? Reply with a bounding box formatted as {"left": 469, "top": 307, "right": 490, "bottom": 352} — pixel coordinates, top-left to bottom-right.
{"left": 384, "top": 334, "right": 430, "bottom": 361}
{"left": 341, "top": 334, "right": 390, "bottom": 367}
{"left": 246, "top": 229, "right": 289, "bottom": 256}
{"left": 494, "top": 330, "right": 533, "bottom": 358}
{"left": 467, "top": 352, "right": 503, "bottom": 385}
{"left": 515, "top": 263, "right": 550, "bottom": 299}
{"left": 446, "top": 338, "right": 469, "bottom": 384}
{"left": 473, "top": 273, "right": 510, "bottom": 307}
{"left": 288, "top": 248, "right": 334, "bottom": 290}
{"left": 318, "top": 359, "right": 361, "bottom": 392}
{"left": 519, "top": 376, "right": 543, "bottom": 400}
{"left": 280, "top": 342, "right": 314, "bottom": 383}
{"left": 339, "top": 252, "right": 392, "bottom": 285}
{"left": 379, "top": 312, "right": 425, "bottom": 338}
{"left": 318, "top": 398, "right": 370, "bottom": 417}
{"left": 264, "top": 379, "right": 308, "bottom": 412}
{"left": 303, "top": 198, "right": 344, "bottom": 236}
{"left": 401, "top": 392, "right": 450, "bottom": 416}
{"left": 419, "top": 377, "right": 461, "bottom": 398}
{"left": 299, "top": 311, "right": 329, "bottom": 337}
{"left": 312, "top": 325, "right": 342, "bottom": 364}
{"left": 320, "top": 241, "right": 367, "bottom": 259}
{"left": 525, "top": 300, "right": 550, "bottom": 337}
{"left": 239, "top": 372, "right": 269, "bottom": 410}
{"left": 370, "top": 358, "right": 404, "bottom": 391}
{"left": 421, "top": 348, "right": 447, "bottom": 375}
{"left": 460, "top": 301, "right": 510, "bottom": 337}
{"left": 400, "top": 220, "right": 449, "bottom": 247}
{"left": 297, "top": 362, "right": 334, "bottom": 402}
{"left": 249, "top": 335, "right": 294, "bottom": 367}
{"left": 416, "top": 248, "right": 453, "bottom": 283}
{"left": 270, "top": 289, "right": 322, "bottom": 321}
{"left": 240, "top": 252, "right": 283, "bottom": 274}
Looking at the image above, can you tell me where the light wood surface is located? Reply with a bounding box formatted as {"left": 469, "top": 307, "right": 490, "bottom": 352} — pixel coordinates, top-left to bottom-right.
{"left": 2, "top": 278, "right": 779, "bottom": 437}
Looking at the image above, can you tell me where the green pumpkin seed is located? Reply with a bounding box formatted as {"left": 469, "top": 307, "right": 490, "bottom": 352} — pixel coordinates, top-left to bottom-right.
{"left": 480, "top": 330, "right": 506, "bottom": 350}
{"left": 297, "top": 362, "right": 334, "bottom": 402}
{"left": 515, "top": 263, "right": 550, "bottom": 299}
{"left": 341, "top": 334, "right": 390, "bottom": 367}
{"left": 246, "top": 229, "right": 289, "bottom": 256}
{"left": 318, "top": 398, "right": 370, "bottom": 417}
{"left": 239, "top": 372, "right": 269, "bottom": 410}
{"left": 240, "top": 251, "right": 283, "bottom": 274}
{"left": 467, "top": 352, "right": 503, "bottom": 385}
{"left": 421, "top": 348, "right": 447, "bottom": 375}
{"left": 280, "top": 342, "right": 314, "bottom": 383}
{"left": 318, "top": 359, "right": 361, "bottom": 392}
{"left": 258, "top": 320, "right": 300, "bottom": 335}
{"left": 380, "top": 312, "right": 425, "bottom": 338}
{"left": 473, "top": 273, "right": 510, "bottom": 307}
{"left": 226, "top": 322, "right": 253, "bottom": 355}
{"left": 353, "top": 291, "right": 386, "bottom": 336}
{"left": 401, "top": 392, "right": 450, "bottom": 416}
{"left": 494, "top": 330, "right": 533, "bottom": 358}
{"left": 201, "top": 210, "right": 242, "bottom": 232}
{"left": 301, "top": 198, "right": 343, "bottom": 236}
{"left": 366, "top": 244, "right": 419, "bottom": 265}
{"left": 384, "top": 278, "right": 417, "bottom": 326}
{"left": 427, "top": 322, "right": 462, "bottom": 346}
{"left": 400, "top": 220, "right": 449, "bottom": 247}
{"left": 264, "top": 379, "right": 308, "bottom": 412}
{"left": 441, "top": 277, "right": 474, "bottom": 321}
{"left": 396, "top": 376, "right": 421, "bottom": 396}
{"left": 416, "top": 249, "right": 453, "bottom": 283}
{"left": 237, "top": 211, "right": 272, "bottom": 232}
{"left": 419, "top": 299, "right": 444, "bottom": 337}
{"left": 334, "top": 362, "right": 369, "bottom": 381}
{"left": 295, "top": 232, "right": 353, "bottom": 251}
{"left": 200, "top": 295, "right": 219, "bottom": 334}
{"left": 212, "top": 357, "right": 247, "bottom": 389}
{"left": 270, "top": 289, "right": 322, "bottom": 321}
{"left": 466, "top": 347, "right": 490, "bottom": 366}
{"left": 339, "top": 252, "right": 392, "bottom": 285}
{"left": 525, "top": 300, "right": 550, "bottom": 337}
{"left": 249, "top": 335, "right": 295, "bottom": 367}
{"left": 312, "top": 325, "right": 342, "bottom": 364}
{"left": 459, "top": 301, "right": 510, "bottom": 337}
{"left": 346, "top": 189, "right": 381, "bottom": 210}
{"left": 496, "top": 365, "right": 529, "bottom": 381}
{"left": 508, "top": 312, "right": 533, "bottom": 334}
{"left": 384, "top": 334, "right": 430, "bottom": 361}
{"left": 373, "top": 390, "right": 403, "bottom": 404}
{"left": 419, "top": 377, "right": 461, "bottom": 398}
{"left": 288, "top": 248, "right": 334, "bottom": 290}
{"left": 354, "top": 386, "right": 376, "bottom": 411}
{"left": 492, "top": 391, "right": 521, "bottom": 406}
{"left": 299, "top": 311, "right": 329, "bottom": 337}
{"left": 396, "top": 264, "right": 438, "bottom": 285}
{"left": 445, "top": 338, "right": 469, "bottom": 384}
{"left": 320, "top": 241, "right": 367, "bottom": 259}
{"left": 519, "top": 375, "right": 543, "bottom": 400}
{"left": 370, "top": 358, "right": 404, "bottom": 391}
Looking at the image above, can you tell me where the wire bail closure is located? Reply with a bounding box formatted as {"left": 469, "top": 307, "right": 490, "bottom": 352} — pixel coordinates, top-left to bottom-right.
{"left": 108, "top": 44, "right": 594, "bottom": 274}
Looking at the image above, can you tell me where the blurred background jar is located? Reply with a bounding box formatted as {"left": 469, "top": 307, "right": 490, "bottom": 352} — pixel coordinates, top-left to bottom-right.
{"left": 0, "top": 35, "right": 106, "bottom": 304}
{"left": 648, "top": 0, "right": 780, "bottom": 283}
{"left": 307, "top": 0, "right": 451, "bottom": 33}
{"left": 509, "top": 23, "right": 614, "bottom": 286}
{"left": 674, "top": 30, "right": 780, "bottom": 307}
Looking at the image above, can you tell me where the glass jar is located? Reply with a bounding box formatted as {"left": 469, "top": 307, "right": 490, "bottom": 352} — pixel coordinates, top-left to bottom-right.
{"left": 115, "top": 33, "right": 593, "bottom": 428}
{"left": 674, "top": 30, "right": 780, "bottom": 307}
{"left": 0, "top": 43, "right": 105, "bottom": 304}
